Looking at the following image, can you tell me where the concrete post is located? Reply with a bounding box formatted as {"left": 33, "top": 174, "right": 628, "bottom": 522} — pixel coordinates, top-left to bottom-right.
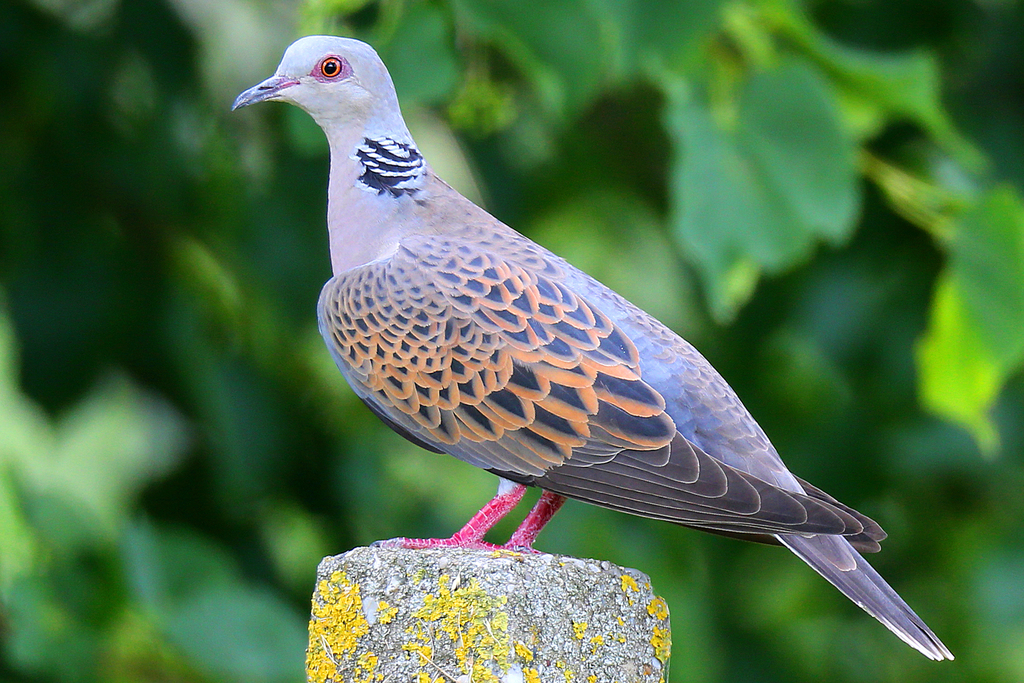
{"left": 305, "top": 546, "right": 671, "bottom": 683}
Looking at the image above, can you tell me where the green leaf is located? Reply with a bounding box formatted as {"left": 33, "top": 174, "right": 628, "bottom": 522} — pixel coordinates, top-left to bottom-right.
{"left": 376, "top": 0, "right": 460, "bottom": 106}
{"left": 124, "top": 522, "right": 307, "bottom": 683}
{"left": 450, "top": 0, "right": 609, "bottom": 117}
{"left": 663, "top": 60, "right": 859, "bottom": 320}
{"left": 7, "top": 373, "right": 189, "bottom": 548}
{"left": 664, "top": 85, "right": 761, "bottom": 319}
{"left": 917, "top": 186, "right": 1024, "bottom": 454}
{"left": 768, "top": 0, "right": 980, "bottom": 164}
{"left": 0, "top": 469, "right": 38, "bottom": 599}
{"left": 165, "top": 585, "right": 307, "bottom": 683}
{"left": 122, "top": 521, "right": 240, "bottom": 612}
{"left": 738, "top": 60, "right": 860, "bottom": 242}
{"left": 951, "top": 187, "right": 1024, "bottom": 369}
{"left": 592, "top": 0, "right": 727, "bottom": 76}
{"left": 916, "top": 274, "right": 1000, "bottom": 453}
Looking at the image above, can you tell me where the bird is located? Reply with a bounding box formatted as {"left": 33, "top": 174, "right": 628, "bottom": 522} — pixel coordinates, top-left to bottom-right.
{"left": 233, "top": 35, "right": 953, "bottom": 661}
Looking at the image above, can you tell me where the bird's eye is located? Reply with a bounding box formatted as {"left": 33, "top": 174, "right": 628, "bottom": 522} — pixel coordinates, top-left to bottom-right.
{"left": 320, "top": 57, "right": 344, "bottom": 79}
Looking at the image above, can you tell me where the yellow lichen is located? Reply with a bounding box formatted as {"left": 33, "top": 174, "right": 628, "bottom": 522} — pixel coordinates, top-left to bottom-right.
{"left": 588, "top": 635, "right": 604, "bottom": 653}
{"left": 646, "top": 596, "right": 669, "bottom": 621}
{"left": 489, "top": 549, "right": 522, "bottom": 559}
{"left": 405, "top": 574, "right": 511, "bottom": 678}
{"left": 473, "top": 659, "right": 498, "bottom": 682}
{"left": 588, "top": 676, "right": 598, "bottom": 683}
{"left": 306, "top": 571, "right": 370, "bottom": 683}
{"left": 401, "top": 641, "right": 432, "bottom": 661}
{"left": 572, "top": 621, "right": 588, "bottom": 640}
{"left": 514, "top": 641, "right": 534, "bottom": 662}
{"left": 354, "top": 652, "right": 379, "bottom": 683}
{"left": 620, "top": 575, "right": 639, "bottom": 593}
{"left": 651, "top": 625, "right": 672, "bottom": 663}
{"left": 377, "top": 600, "right": 398, "bottom": 624}
{"left": 524, "top": 668, "right": 541, "bottom": 683}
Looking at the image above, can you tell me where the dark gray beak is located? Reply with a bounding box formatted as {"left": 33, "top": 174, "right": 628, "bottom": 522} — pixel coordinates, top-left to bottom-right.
{"left": 232, "top": 76, "right": 299, "bottom": 110}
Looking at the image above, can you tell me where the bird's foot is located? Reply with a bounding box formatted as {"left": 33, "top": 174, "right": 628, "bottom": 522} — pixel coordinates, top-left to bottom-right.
{"left": 371, "top": 535, "right": 503, "bottom": 551}
{"left": 372, "top": 482, "right": 528, "bottom": 551}
{"left": 370, "top": 488, "right": 566, "bottom": 555}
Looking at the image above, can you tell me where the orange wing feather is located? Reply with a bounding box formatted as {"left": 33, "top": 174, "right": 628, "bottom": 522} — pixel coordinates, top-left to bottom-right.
{"left": 318, "top": 233, "right": 676, "bottom": 477}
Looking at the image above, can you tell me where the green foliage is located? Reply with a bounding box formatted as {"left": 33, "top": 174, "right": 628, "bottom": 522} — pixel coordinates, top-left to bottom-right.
{"left": 918, "top": 188, "right": 1024, "bottom": 452}
{"left": 2, "top": 0, "right": 1023, "bottom": 681}
{"left": 663, "top": 58, "right": 860, "bottom": 319}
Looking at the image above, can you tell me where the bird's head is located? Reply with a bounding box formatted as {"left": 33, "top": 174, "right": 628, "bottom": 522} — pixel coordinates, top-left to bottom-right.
{"left": 233, "top": 36, "right": 404, "bottom": 134}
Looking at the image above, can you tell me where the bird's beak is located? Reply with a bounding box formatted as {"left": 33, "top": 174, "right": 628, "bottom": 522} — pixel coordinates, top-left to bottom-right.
{"left": 232, "top": 76, "right": 299, "bottom": 110}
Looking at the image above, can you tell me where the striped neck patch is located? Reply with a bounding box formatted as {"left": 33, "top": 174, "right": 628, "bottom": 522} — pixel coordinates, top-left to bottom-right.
{"left": 353, "top": 137, "right": 425, "bottom": 197}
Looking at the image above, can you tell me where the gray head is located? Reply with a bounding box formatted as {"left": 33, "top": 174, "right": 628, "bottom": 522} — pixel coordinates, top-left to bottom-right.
{"left": 233, "top": 36, "right": 408, "bottom": 138}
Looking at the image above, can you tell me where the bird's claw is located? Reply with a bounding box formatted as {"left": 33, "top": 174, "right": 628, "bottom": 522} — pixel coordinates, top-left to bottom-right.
{"left": 370, "top": 536, "right": 504, "bottom": 551}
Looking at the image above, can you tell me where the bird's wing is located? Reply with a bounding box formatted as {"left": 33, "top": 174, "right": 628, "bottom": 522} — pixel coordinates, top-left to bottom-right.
{"left": 318, "top": 229, "right": 871, "bottom": 540}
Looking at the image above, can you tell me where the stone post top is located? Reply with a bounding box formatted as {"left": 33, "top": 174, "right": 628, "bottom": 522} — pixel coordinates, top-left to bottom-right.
{"left": 307, "top": 546, "right": 671, "bottom": 683}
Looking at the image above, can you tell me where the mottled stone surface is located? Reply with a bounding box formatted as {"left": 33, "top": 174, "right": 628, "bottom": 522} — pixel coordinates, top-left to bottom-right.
{"left": 306, "top": 546, "right": 671, "bottom": 683}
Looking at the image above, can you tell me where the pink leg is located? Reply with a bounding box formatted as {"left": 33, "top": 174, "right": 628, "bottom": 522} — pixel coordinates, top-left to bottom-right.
{"left": 375, "top": 483, "right": 527, "bottom": 550}
{"left": 503, "top": 491, "right": 566, "bottom": 551}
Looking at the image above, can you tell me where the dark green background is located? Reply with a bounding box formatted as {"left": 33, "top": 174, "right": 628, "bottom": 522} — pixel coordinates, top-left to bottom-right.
{"left": 2, "top": 0, "right": 1023, "bottom": 681}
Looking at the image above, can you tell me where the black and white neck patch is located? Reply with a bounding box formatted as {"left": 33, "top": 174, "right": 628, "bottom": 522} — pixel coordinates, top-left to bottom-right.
{"left": 353, "top": 137, "right": 425, "bottom": 197}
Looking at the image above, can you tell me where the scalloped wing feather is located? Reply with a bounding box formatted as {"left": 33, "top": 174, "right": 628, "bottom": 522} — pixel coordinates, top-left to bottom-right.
{"left": 317, "top": 228, "right": 876, "bottom": 540}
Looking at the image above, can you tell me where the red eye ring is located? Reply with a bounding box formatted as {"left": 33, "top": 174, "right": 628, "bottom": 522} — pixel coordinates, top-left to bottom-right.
{"left": 319, "top": 56, "right": 344, "bottom": 79}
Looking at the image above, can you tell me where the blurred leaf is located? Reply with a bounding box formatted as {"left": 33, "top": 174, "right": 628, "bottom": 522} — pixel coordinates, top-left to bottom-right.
{"left": 0, "top": 468, "right": 38, "bottom": 598}
{"left": 769, "top": 0, "right": 980, "bottom": 164}
{"left": 376, "top": 0, "right": 460, "bottom": 106}
{"left": 977, "top": 550, "right": 1024, "bottom": 628}
{"left": 171, "top": 235, "right": 245, "bottom": 333}
{"left": 124, "top": 521, "right": 306, "bottom": 683}
{"left": 663, "top": 59, "right": 859, "bottom": 320}
{"left": 4, "top": 578, "right": 101, "bottom": 683}
{"left": 24, "top": 0, "right": 119, "bottom": 32}
{"left": 167, "top": 0, "right": 298, "bottom": 101}
{"left": 760, "top": 329, "right": 852, "bottom": 425}
{"left": 594, "top": 0, "right": 727, "bottom": 76}
{"left": 951, "top": 187, "right": 1024, "bottom": 370}
{"left": 918, "top": 187, "right": 1024, "bottom": 454}
{"left": 0, "top": 299, "right": 53, "bottom": 464}
{"left": 861, "top": 151, "right": 963, "bottom": 241}
{"left": 260, "top": 502, "right": 333, "bottom": 594}
{"left": 165, "top": 585, "right": 306, "bottom": 683}
{"left": 738, "top": 62, "right": 859, "bottom": 242}
{"left": 916, "top": 274, "right": 1000, "bottom": 453}
{"left": 405, "top": 108, "right": 486, "bottom": 205}
{"left": 302, "top": 0, "right": 376, "bottom": 33}
{"left": 285, "top": 106, "right": 329, "bottom": 157}
{"left": 104, "top": 610, "right": 198, "bottom": 683}
{"left": 450, "top": 0, "right": 608, "bottom": 118}
{"left": 447, "top": 74, "right": 516, "bottom": 136}
{"left": 122, "top": 521, "right": 239, "bottom": 613}
{"left": 21, "top": 374, "right": 189, "bottom": 545}
{"left": 0, "top": 301, "right": 188, "bottom": 555}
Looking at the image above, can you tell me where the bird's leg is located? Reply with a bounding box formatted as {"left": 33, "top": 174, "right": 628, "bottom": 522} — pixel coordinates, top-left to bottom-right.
{"left": 374, "top": 480, "right": 527, "bottom": 550}
{"left": 503, "top": 491, "right": 566, "bottom": 551}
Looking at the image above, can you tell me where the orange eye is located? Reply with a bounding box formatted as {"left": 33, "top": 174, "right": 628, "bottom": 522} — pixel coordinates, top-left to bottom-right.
{"left": 320, "top": 57, "right": 344, "bottom": 79}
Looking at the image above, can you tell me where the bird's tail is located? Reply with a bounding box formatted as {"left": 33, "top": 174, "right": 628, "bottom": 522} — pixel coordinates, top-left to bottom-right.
{"left": 778, "top": 534, "right": 953, "bottom": 660}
